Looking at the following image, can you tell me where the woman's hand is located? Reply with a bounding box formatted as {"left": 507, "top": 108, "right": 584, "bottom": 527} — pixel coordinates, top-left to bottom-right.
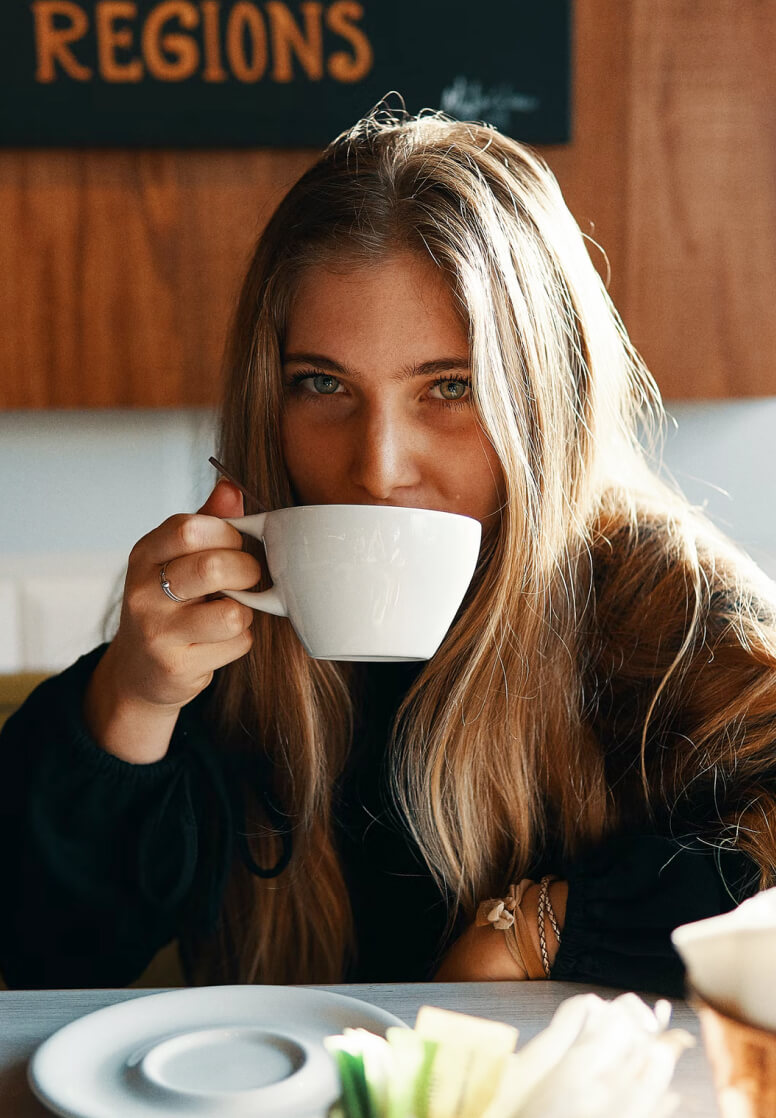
{"left": 434, "top": 920, "right": 527, "bottom": 981}
{"left": 84, "top": 480, "right": 261, "bottom": 764}
{"left": 433, "top": 880, "right": 568, "bottom": 981}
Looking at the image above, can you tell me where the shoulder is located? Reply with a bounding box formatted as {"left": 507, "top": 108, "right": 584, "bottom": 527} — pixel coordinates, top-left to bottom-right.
{"left": 582, "top": 495, "right": 776, "bottom": 834}
{"left": 586, "top": 496, "right": 776, "bottom": 680}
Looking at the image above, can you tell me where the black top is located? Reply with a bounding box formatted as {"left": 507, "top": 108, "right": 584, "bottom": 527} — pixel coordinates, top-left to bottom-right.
{"left": 0, "top": 645, "right": 757, "bottom": 995}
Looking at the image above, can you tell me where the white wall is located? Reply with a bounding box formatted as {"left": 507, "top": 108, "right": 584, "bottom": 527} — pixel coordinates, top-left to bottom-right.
{"left": 0, "top": 410, "right": 217, "bottom": 671}
{"left": 660, "top": 399, "right": 776, "bottom": 581}
{"left": 1, "top": 400, "right": 775, "bottom": 671}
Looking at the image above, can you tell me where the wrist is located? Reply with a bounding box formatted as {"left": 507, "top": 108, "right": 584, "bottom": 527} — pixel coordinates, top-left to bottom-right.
{"left": 521, "top": 877, "right": 567, "bottom": 971}
{"left": 434, "top": 920, "right": 528, "bottom": 982}
{"left": 84, "top": 647, "right": 181, "bottom": 763}
{"left": 548, "top": 879, "right": 568, "bottom": 934}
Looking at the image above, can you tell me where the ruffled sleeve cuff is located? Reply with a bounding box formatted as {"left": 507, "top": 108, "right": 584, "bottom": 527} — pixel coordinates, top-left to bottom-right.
{"left": 549, "top": 832, "right": 759, "bottom": 996}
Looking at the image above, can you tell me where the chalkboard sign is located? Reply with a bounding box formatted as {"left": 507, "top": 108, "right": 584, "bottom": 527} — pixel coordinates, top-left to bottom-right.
{"left": 0, "top": 2, "right": 571, "bottom": 147}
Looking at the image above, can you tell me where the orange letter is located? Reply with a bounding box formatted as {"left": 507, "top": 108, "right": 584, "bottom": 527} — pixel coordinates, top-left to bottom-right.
{"left": 96, "top": 2, "right": 143, "bottom": 81}
{"left": 200, "top": 1, "right": 227, "bottom": 81}
{"left": 266, "top": 1, "right": 323, "bottom": 82}
{"left": 142, "top": 1, "right": 200, "bottom": 81}
{"left": 326, "top": 1, "right": 371, "bottom": 83}
{"left": 226, "top": 2, "right": 267, "bottom": 82}
{"left": 32, "top": 1, "right": 92, "bottom": 82}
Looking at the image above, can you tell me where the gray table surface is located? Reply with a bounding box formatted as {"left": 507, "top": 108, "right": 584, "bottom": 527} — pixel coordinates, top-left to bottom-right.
{"left": 0, "top": 981, "right": 719, "bottom": 1117}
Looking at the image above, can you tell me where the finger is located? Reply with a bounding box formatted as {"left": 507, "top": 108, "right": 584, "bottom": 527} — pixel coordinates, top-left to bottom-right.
{"left": 167, "top": 598, "right": 254, "bottom": 646}
{"left": 187, "top": 627, "right": 255, "bottom": 675}
{"left": 134, "top": 511, "right": 245, "bottom": 567}
{"left": 198, "top": 478, "right": 245, "bottom": 519}
{"left": 156, "top": 548, "right": 261, "bottom": 604}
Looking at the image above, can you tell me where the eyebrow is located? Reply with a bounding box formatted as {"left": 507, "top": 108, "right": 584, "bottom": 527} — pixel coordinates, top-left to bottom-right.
{"left": 282, "top": 351, "right": 471, "bottom": 382}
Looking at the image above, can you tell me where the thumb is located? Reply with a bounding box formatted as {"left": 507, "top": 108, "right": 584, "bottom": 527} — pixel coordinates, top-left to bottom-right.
{"left": 198, "top": 479, "right": 245, "bottom": 519}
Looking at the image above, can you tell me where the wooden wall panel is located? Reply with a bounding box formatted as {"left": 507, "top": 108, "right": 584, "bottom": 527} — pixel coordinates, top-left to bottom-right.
{"left": 625, "top": 0, "right": 776, "bottom": 398}
{"left": 544, "top": 0, "right": 631, "bottom": 317}
{"left": 0, "top": 149, "right": 317, "bottom": 407}
{"left": 0, "top": 0, "right": 774, "bottom": 407}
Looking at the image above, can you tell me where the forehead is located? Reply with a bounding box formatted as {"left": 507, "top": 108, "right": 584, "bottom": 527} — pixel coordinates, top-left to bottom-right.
{"left": 283, "top": 251, "right": 469, "bottom": 363}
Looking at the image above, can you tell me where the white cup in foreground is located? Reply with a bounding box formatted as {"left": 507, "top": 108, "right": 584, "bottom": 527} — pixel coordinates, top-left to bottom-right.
{"left": 672, "top": 888, "right": 776, "bottom": 1032}
{"left": 672, "top": 889, "right": 776, "bottom": 1118}
{"left": 224, "top": 504, "right": 482, "bottom": 662}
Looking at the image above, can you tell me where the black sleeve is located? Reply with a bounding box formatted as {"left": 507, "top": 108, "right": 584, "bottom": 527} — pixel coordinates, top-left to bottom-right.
{"left": 0, "top": 646, "right": 233, "bottom": 989}
{"left": 549, "top": 831, "right": 759, "bottom": 996}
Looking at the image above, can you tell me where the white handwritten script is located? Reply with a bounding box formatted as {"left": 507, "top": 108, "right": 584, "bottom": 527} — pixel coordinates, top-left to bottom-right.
{"left": 440, "top": 77, "right": 540, "bottom": 129}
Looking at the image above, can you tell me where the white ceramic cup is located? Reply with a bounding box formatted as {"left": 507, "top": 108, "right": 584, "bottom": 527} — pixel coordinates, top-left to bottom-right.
{"left": 224, "top": 504, "right": 482, "bottom": 662}
{"left": 672, "top": 887, "right": 776, "bottom": 1032}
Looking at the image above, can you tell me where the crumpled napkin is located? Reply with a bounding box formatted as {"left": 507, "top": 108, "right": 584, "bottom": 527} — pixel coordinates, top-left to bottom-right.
{"left": 325, "top": 995, "right": 693, "bottom": 1118}
{"left": 481, "top": 993, "right": 693, "bottom": 1118}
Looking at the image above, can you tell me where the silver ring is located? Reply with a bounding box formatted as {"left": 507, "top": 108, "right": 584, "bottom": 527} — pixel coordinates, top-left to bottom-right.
{"left": 160, "top": 563, "right": 188, "bottom": 603}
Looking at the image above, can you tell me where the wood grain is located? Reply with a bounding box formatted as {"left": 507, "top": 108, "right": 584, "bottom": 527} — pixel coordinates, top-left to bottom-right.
{"left": 0, "top": 149, "right": 317, "bottom": 407}
{"left": 544, "top": 0, "right": 631, "bottom": 316}
{"left": 0, "top": 0, "right": 774, "bottom": 405}
{"left": 625, "top": 0, "right": 776, "bottom": 398}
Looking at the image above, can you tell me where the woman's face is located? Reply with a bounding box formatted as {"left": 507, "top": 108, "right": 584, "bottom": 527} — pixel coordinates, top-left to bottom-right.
{"left": 280, "top": 251, "right": 504, "bottom": 526}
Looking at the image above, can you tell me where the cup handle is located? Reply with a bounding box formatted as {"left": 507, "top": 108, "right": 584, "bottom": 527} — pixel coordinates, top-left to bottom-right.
{"left": 223, "top": 514, "right": 287, "bottom": 617}
{"left": 223, "top": 586, "right": 286, "bottom": 616}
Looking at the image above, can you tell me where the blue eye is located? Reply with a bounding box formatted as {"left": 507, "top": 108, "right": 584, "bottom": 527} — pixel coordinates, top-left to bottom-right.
{"left": 310, "top": 374, "right": 340, "bottom": 395}
{"left": 287, "top": 370, "right": 343, "bottom": 396}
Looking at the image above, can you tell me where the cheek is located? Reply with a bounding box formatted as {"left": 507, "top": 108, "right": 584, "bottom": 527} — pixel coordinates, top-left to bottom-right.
{"left": 445, "top": 430, "right": 504, "bottom": 519}
{"left": 280, "top": 412, "right": 343, "bottom": 500}
{"left": 280, "top": 415, "right": 308, "bottom": 492}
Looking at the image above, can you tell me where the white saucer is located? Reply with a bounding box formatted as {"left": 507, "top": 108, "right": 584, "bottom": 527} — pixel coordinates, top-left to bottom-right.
{"left": 29, "top": 985, "right": 406, "bottom": 1118}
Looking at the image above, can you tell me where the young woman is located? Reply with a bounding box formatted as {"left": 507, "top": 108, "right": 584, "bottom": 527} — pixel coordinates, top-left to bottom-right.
{"left": 2, "top": 108, "right": 774, "bottom": 994}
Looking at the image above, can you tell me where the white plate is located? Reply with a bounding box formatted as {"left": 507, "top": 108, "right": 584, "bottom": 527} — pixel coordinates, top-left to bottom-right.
{"left": 29, "top": 985, "right": 406, "bottom": 1118}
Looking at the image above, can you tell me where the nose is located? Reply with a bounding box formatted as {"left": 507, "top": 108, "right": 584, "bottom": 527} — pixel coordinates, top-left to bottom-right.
{"left": 348, "top": 403, "right": 423, "bottom": 501}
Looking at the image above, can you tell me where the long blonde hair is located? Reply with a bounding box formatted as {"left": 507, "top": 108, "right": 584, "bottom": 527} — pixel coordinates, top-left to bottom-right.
{"left": 202, "top": 108, "right": 776, "bottom": 985}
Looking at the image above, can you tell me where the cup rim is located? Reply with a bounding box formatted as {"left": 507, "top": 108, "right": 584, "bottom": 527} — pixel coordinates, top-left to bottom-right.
{"left": 270, "top": 503, "right": 483, "bottom": 525}
{"left": 689, "top": 982, "right": 776, "bottom": 1039}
